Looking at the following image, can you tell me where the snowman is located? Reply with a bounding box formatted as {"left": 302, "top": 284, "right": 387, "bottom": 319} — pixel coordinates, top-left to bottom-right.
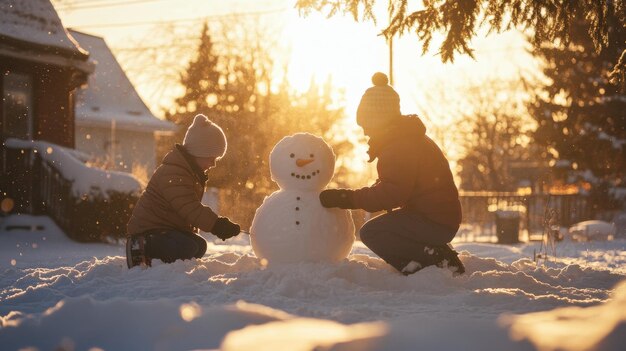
{"left": 250, "top": 133, "right": 355, "bottom": 264}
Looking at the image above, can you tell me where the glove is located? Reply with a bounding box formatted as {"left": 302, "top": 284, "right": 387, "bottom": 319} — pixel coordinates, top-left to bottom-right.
{"left": 211, "top": 217, "right": 241, "bottom": 241}
{"left": 319, "top": 189, "right": 355, "bottom": 209}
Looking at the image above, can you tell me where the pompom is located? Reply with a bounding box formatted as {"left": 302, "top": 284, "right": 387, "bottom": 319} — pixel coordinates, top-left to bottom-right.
{"left": 371, "top": 72, "right": 389, "bottom": 86}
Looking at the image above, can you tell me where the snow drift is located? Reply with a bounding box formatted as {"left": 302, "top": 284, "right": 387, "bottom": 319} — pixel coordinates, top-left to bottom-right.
{"left": 0, "top": 215, "right": 625, "bottom": 350}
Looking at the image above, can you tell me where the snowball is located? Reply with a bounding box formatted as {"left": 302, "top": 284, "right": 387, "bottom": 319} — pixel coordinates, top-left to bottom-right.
{"left": 251, "top": 133, "right": 355, "bottom": 264}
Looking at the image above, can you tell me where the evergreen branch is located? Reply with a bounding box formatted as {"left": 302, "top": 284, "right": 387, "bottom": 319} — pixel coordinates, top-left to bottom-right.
{"left": 296, "top": 0, "right": 624, "bottom": 64}
{"left": 609, "top": 49, "right": 626, "bottom": 92}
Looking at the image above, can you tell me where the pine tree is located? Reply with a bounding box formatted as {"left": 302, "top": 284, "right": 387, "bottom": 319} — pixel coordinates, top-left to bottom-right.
{"left": 530, "top": 3, "right": 626, "bottom": 208}
{"left": 166, "top": 22, "right": 222, "bottom": 141}
{"left": 176, "top": 23, "right": 221, "bottom": 113}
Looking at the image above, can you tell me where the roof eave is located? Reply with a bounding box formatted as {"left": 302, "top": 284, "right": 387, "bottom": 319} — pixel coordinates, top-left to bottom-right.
{"left": 0, "top": 43, "right": 94, "bottom": 74}
{"left": 0, "top": 33, "right": 89, "bottom": 60}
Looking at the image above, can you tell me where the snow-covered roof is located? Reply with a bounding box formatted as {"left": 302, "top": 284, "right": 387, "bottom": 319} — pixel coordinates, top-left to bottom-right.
{"left": 70, "top": 30, "right": 176, "bottom": 133}
{"left": 0, "top": 0, "right": 88, "bottom": 59}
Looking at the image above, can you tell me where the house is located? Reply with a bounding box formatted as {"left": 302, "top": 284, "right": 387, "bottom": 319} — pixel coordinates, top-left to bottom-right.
{"left": 0, "top": 0, "right": 93, "bottom": 213}
{"left": 69, "top": 30, "right": 176, "bottom": 176}
{"left": 0, "top": 0, "right": 92, "bottom": 148}
{"left": 0, "top": 1, "right": 143, "bottom": 243}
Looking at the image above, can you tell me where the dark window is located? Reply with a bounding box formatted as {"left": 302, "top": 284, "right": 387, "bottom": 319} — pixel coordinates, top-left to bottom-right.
{"left": 2, "top": 72, "right": 33, "bottom": 140}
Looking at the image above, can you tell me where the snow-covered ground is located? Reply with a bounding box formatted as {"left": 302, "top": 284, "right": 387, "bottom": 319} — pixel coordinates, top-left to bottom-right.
{"left": 1, "top": 214, "right": 625, "bottom": 351}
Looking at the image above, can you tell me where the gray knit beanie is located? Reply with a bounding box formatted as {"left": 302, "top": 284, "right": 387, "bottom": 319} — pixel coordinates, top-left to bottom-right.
{"left": 182, "top": 114, "right": 227, "bottom": 158}
{"left": 356, "top": 72, "right": 401, "bottom": 130}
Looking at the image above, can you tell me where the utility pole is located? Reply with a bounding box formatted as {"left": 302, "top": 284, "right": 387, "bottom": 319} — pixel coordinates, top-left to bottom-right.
{"left": 389, "top": 34, "right": 394, "bottom": 85}
{"left": 388, "top": 0, "right": 394, "bottom": 85}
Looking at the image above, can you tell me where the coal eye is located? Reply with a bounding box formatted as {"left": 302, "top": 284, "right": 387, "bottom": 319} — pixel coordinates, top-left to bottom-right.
{"left": 290, "top": 153, "right": 295, "bottom": 158}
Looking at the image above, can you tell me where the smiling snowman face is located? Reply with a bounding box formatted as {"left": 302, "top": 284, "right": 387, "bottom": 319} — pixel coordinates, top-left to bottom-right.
{"left": 269, "top": 133, "right": 335, "bottom": 191}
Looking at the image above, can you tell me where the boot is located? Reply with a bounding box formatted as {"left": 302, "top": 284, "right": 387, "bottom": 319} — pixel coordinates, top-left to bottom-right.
{"left": 435, "top": 243, "right": 465, "bottom": 276}
{"left": 126, "top": 234, "right": 150, "bottom": 269}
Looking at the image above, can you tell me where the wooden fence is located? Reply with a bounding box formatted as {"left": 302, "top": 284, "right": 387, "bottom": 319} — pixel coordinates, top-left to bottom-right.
{"left": 1, "top": 143, "right": 137, "bottom": 242}
{"left": 458, "top": 191, "right": 592, "bottom": 240}
{"left": 1, "top": 145, "right": 74, "bottom": 231}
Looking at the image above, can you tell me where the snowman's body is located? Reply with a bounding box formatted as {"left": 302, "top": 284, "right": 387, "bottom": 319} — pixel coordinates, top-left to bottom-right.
{"left": 250, "top": 133, "right": 355, "bottom": 264}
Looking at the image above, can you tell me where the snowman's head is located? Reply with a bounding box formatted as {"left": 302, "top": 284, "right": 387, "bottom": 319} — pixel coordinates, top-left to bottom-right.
{"left": 270, "top": 133, "right": 335, "bottom": 191}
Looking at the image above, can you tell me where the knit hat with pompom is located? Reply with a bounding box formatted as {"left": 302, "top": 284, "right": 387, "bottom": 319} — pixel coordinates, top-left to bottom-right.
{"left": 356, "top": 72, "right": 401, "bottom": 130}
{"left": 182, "top": 114, "right": 227, "bottom": 158}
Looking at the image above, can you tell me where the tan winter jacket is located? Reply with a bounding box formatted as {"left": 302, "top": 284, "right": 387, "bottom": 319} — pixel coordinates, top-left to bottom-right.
{"left": 126, "top": 145, "right": 218, "bottom": 236}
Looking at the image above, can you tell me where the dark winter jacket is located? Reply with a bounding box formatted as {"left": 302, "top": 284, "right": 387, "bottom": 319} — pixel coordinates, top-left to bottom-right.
{"left": 352, "top": 115, "right": 462, "bottom": 230}
{"left": 126, "top": 145, "right": 217, "bottom": 236}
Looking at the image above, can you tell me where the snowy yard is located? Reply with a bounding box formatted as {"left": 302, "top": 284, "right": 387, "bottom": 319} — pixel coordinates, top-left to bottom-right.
{"left": 1, "top": 215, "right": 625, "bottom": 351}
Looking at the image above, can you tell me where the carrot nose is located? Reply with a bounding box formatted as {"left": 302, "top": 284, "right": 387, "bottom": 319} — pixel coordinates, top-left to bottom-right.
{"left": 296, "top": 158, "right": 314, "bottom": 167}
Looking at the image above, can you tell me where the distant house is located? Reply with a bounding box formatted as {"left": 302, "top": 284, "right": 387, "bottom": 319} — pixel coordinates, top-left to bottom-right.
{"left": 69, "top": 30, "right": 176, "bottom": 176}
{"left": 0, "top": 0, "right": 93, "bottom": 213}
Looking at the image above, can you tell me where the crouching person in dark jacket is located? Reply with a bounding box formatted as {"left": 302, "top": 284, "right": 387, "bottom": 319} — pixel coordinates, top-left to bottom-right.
{"left": 125, "top": 114, "right": 241, "bottom": 268}
{"left": 320, "top": 73, "right": 465, "bottom": 275}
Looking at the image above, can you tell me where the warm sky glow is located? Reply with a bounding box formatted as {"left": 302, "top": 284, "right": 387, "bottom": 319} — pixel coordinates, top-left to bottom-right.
{"left": 56, "top": 0, "right": 539, "bottom": 164}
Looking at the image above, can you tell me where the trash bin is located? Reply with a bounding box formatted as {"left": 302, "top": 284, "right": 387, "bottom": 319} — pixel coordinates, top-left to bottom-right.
{"left": 495, "top": 210, "right": 520, "bottom": 244}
